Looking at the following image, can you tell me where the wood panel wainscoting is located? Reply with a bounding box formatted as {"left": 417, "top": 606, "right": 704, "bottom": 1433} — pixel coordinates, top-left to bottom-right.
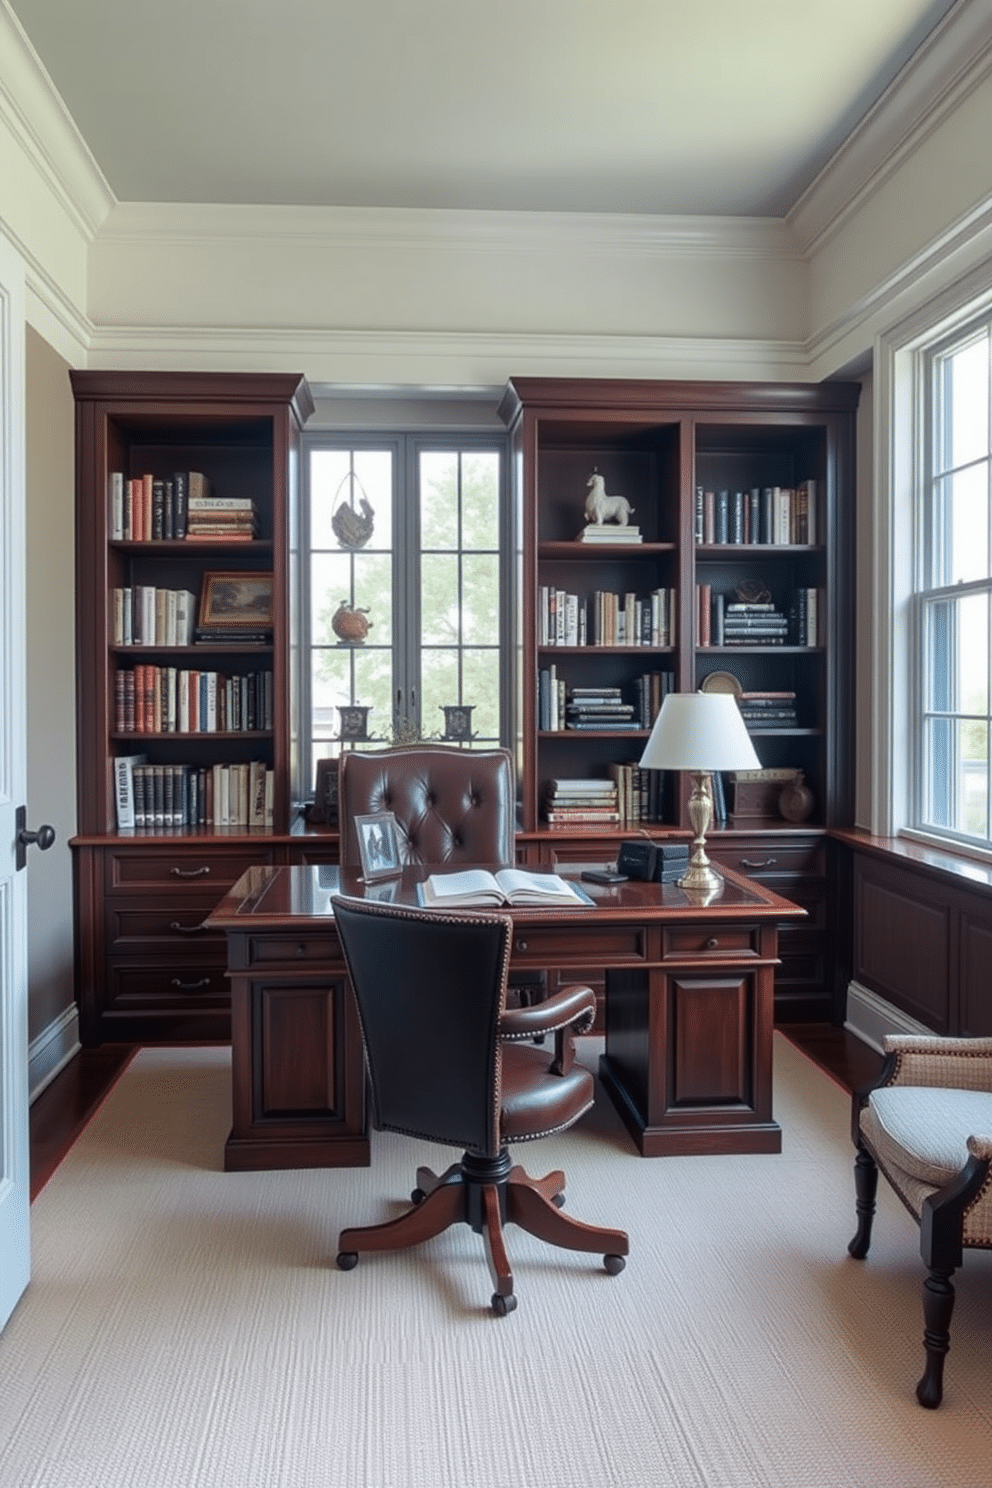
{"left": 832, "top": 829, "right": 992, "bottom": 1038}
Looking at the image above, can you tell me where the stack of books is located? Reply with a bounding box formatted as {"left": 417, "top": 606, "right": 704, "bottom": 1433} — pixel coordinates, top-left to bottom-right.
{"left": 736, "top": 690, "right": 798, "bottom": 729}
{"left": 577, "top": 523, "right": 643, "bottom": 544}
{"left": 542, "top": 778, "right": 620, "bottom": 828}
{"left": 565, "top": 687, "right": 640, "bottom": 730}
{"left": 719, "top": 599, "right": 789, "bottom": 646}
{"left": 186, "top": 493, "right": 258, "bottom": 541}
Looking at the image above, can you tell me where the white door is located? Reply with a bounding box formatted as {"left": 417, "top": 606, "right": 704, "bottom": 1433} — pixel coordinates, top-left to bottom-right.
{"left": 0, "top": 231, "right": 30, "bottom": 1332}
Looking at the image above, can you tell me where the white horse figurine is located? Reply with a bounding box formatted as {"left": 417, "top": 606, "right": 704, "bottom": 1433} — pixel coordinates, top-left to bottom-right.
{"left": 584, "top": 471, "right": 635, "bottom": 527}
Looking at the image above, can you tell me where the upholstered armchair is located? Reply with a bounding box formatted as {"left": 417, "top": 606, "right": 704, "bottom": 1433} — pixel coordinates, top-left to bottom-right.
{"left": 331, "top": 895, "right": 629, "bottom": 1315}
{"left": 848, "top": 1033, "right": 992, "bottom": 1407}
{"left": 337, "top": 745, "right": 515, "bottom": 868}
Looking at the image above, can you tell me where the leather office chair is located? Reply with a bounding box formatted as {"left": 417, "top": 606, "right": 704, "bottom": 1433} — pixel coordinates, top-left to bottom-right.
{"left": 337, "top": 745, "right": 515, "bottom": 868}
{"left": 331, "top": 895, "right": 629, "bottom": 1314}
{"left": 848, "top": 1033, "right": 992, "bottom": 1407}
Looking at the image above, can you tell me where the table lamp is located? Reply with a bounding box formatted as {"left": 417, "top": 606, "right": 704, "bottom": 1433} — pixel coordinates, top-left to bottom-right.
{"left": 639, "top": 691, "right": 761, "bottom": 892}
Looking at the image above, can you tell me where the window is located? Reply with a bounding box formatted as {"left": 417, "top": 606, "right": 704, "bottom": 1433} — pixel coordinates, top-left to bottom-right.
{"left": 300, "top": 432, "right": 510, "bottom": 795}
{"left": 914, "top": 315, "right": 992, "bottom": 848}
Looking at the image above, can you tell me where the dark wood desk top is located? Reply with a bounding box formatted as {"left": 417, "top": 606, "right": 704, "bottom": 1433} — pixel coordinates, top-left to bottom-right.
{"left": 207, "top": 862, "right": 806, "bottom": 930}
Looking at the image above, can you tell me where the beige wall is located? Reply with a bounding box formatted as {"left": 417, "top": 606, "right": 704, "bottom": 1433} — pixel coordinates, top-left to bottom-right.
{"left": 25, "top": 326, "right": 76, "bottom": 1070}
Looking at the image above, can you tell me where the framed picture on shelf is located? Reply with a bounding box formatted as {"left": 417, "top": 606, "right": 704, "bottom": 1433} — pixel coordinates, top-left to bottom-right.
{"left": 198, "top": 571, "right": 274, "bottom": 632}
{"left": 355, "top": 812, "right": 402, "bottom": 881}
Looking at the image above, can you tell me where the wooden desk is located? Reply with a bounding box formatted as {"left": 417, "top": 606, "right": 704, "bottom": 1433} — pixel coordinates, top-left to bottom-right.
{"left": 207, "top": 864, "right": 805, "bottom": 1169}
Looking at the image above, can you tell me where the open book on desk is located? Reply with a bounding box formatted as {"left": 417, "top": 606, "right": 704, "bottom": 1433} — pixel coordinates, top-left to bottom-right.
{"left": 418, "top": 867, "right": 593, "bottom": 908}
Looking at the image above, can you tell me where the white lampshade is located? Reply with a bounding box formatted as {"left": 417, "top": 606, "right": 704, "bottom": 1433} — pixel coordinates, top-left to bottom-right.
{"left": 639, "top": 691, "right": 761, "bottom": 773}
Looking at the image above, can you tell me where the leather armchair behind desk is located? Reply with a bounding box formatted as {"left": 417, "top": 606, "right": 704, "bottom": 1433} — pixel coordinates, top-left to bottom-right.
{"left": 338, "top": 745, "right": 515, "bottom": 868}
{"left": 337, "top": 743, "right": 543, "bottom": 1008}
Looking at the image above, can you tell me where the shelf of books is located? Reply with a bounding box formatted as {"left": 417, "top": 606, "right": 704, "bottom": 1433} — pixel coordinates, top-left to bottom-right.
{"left": 500, "top": 377, "right": 858, "bottom": 1021}
{"left": 72, "top": 371, "right": 313, "bottom": 839}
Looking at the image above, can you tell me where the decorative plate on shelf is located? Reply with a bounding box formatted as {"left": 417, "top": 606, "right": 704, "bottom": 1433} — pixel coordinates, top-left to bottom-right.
{"left": 700, "top": 670, "right": 743, "bottom": 697}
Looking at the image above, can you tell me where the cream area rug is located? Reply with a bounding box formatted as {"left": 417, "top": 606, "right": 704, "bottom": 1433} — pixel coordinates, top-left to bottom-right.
{"left": 2, "top": 1035, "right": 991, "bottom": 1488}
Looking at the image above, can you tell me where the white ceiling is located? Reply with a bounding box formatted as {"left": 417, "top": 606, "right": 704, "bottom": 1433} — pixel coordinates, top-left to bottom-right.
{"left": 8, "top": 0, "right": 959, "bottom": 217}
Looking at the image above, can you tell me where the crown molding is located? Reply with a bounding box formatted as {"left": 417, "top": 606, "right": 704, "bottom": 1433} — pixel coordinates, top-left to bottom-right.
{"left": 789, "top": 0, "right": 992, "bottom": 255}
{"left": 82, "top": 324, "right": 810, "bottom": 387}
{"left": 24, "top": 259, "right": 91, "bottom": 366}
{"left": 96, "top": 200, "right": 800, "bottom": 263}
{"left": 0, "top": 2, "right": 114, "bottom": 238}
{"left": 804, "top": 192, "right": 992, "bottom": 377}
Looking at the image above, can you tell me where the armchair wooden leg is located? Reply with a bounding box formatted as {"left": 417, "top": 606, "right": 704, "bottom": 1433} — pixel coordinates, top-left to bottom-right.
{"left": 414, "top": 1162, "right": 462, "bottom": 1201}
{"left": 917, "top": 1266, "right": 956, "bottom": 1409}
{"left": 511, "top": 1164, "right": 565, "bottom": 1207}
{"left": 506, "top": 1168, "right": 629, "bottom": 1259}
{"left": 848, "top": 1145, "right": 878, "bottom": 1259}
{"left": 480, "top": 1183, "right": 516, "bottom": 1314}
{"left": 337, "top": 1177, "right": 466, "bottom": 1260}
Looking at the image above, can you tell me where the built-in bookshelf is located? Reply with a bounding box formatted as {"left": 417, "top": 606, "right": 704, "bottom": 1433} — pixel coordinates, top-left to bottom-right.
{"left": 499, "top": 377, "right": 859, "bottom": 1020}
{"left": 70, "top": 371, "right": 313, "bottom": 1043}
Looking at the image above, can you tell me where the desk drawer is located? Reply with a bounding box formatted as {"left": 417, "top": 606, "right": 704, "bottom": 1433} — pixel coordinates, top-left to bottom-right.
{"left": 246, "top": 933, "right": 345, "bottom": 968}
{"left": 663, "top": 924, "right": 761, "bottom": 959}
{"left": 510, "top": 923, "right": 646, "bottom": 969}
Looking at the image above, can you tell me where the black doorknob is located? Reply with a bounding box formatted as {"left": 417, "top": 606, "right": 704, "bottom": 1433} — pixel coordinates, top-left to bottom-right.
{"left": 14, "top": 805, "right": 56, "bottom": 871}
{"left": 20, "top": 823, "right": 55, "bottom": 851}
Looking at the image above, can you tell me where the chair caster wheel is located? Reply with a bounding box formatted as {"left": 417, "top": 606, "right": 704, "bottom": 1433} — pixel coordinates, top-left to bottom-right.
{"left": 491, "top": 1291, "right": 518, "bottom": 1316}
{"left": 337, "top": 1251, "right": 359, "bottom": 1271}
{"left": 604, "top": 1254, "right": 626, "bottom": 1275}
{"left": 411, "top": 1187, "right": 427, "bottom": 1205}
{"left": 552, "top": 1192, "right": 565, "bottom": 1208}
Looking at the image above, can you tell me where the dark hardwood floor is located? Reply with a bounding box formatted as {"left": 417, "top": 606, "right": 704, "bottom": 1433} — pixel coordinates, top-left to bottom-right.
{"left": 29, "top": 1023, "right": 883, "bottom": 1199}
{"left": 30, "top": 1043, "right": 137, "bottom": 1199}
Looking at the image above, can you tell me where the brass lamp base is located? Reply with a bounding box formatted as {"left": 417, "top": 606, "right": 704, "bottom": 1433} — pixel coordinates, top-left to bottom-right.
{"left": 678, "top": 770, "right": 725, "bottom": 895}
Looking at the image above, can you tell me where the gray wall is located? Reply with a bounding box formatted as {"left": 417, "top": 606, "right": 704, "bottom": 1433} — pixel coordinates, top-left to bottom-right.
{"left": 25, "top": 326, "right": 77, "bottom": 1090}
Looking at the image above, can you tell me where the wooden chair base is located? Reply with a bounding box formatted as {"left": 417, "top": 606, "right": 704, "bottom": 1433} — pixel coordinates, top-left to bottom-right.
{"left": 336, "top": 1149, "right": 629, "bottom": 1314}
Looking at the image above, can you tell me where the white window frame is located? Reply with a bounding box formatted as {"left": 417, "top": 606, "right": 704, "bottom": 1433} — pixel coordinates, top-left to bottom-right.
{"left": 872, "top": 257, "right": 992, "bottom": 860}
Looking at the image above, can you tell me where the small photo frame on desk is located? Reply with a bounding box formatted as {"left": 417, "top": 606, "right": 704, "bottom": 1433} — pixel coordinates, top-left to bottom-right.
{"left": 355, "top": 811, "right": 402, "bottom": 881}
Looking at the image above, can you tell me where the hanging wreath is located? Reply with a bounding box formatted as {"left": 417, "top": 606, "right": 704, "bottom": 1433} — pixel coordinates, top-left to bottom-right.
{"left": 331, "top": 471, "right": 376, "bottom": 550}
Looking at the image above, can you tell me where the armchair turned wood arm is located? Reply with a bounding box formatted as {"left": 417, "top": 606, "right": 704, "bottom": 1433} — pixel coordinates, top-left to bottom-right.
{"left": 500, "top": 982, "right": 596, "bottom": 1076}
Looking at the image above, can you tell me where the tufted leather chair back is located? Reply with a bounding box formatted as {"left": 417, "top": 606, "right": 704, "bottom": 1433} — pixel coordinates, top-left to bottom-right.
{"left": 338, "top": 745, "right": 515, "bottom": 868}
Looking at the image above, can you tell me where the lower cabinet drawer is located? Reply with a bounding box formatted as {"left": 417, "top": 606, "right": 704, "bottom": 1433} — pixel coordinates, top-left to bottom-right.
{"left": 105, "top": 902, "right": 227, "bottom": 950}
{"left": 104, "top": 960, "right": 231, "bottom": 1014}
{"left": 710, "top": 838, "right": 825, "bottom": 880}
{"left": 105, "top": 846, "right": 277, "bottom": 892}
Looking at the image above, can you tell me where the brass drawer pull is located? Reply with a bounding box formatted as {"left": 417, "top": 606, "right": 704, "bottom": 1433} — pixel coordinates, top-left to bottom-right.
{"left": 169, "top": 920, "right": 208, "bottom": 935}
{"left": 706, "top": 936, "right": 719, "bottom": 949}
{"left": 516, "top": 937, "right": 528, "bottom": 952}
{"left": 170, "top": 976, "right": 211, "bottom": 990}
{"left": 740, "top": 857, "right": 776, "bottom": 869}
{"left": 169, "top": 865, "right": 212, "bottom": 878}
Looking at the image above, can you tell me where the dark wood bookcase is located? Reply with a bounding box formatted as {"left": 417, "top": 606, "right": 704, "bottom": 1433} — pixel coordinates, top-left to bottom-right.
{"left": 499, "top": 377, "right": 860, "bottom": 1020}
{"left": 70, "top": 371, "right": 314, "bottom": 1043}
